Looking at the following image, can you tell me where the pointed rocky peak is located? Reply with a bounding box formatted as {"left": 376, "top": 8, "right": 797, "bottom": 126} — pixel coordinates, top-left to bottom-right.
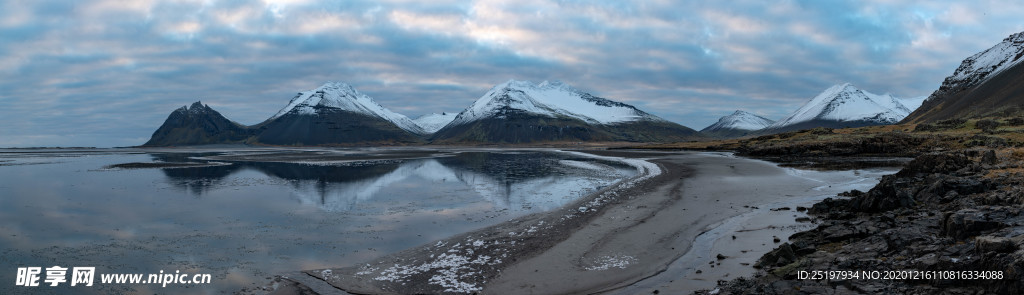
{"left": 144, "top": 101, "right": 250, "bottom": 146}
{"left": 732, "top": 110, "right": 758, "bottom": 116}
{"left": 172, "top": 101, "right": 215, "bottom": 116}
{"left": 186, "top": 101, "right": 212, "bottom": 114}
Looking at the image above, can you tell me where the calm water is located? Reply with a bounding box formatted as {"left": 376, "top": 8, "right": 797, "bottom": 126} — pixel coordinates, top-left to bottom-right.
{"left": 0, "top": 149, "right": 635, "bottom": 294}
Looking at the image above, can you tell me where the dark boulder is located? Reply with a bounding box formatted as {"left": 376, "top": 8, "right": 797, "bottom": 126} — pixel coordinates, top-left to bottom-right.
{"left": 756, "top": 243, "right": 797, "bottom": 268}
{"left": 849, "top": 175, "right": 918, "bottom": 212}
{"left": 942, "top": 209, "right": 1009, "bottom": 240}
{"left": 896, "top": 152, "right": 972, "bottom": 177}
{"left": 975, "top": 236, "right": 1016, "bottom": 254}
{"left": 982, "top": 149, "right": 998, "bottom": 165}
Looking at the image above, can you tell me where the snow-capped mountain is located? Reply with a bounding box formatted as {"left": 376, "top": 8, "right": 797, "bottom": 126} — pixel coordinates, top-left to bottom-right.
{"left": 269, "top": 81, "right": 425, "bottom": 134}
{"left": 702, "top": 110, "right": 774, "bottom": 132}
{"left": 432, "top": 80, "right": 699, "bottom": 143}
{"left": 448, "top": 80, "right": 661, "bottom": 126}
{"left": 144, "top": 80, "right": 701, "bottom": 146}
{"left": 413, "top": 112, "right": 457, "bottom": 134}
{"left": 254, "top": 82, "right": 425, "bottom": 145}
{"left": 904, "top": 31, "right": 1024, "bottom": 123}
{"left": 765, "top": 83, "right": 919, "bottom": 132}
{"left": 938, "top": 32, "right": 1024, "bottom": 96}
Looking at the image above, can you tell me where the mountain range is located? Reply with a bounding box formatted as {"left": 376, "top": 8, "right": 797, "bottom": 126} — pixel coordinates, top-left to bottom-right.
{"left": 144, "top": 80, "right": 700, "bottom": 146}
{"left": 146, "top": 30, "right": 1024, "bottom": 146}
{"left": 702, "top": 31, "right": 1024, "bottom": 136}
{"left": 701, "top": 84, "right": 926, "bottom": 137}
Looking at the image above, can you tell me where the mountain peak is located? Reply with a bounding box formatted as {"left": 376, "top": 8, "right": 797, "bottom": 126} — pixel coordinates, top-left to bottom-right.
{"left": 175, "top": 101, "right": 211, "bottom": 115}
{"left": 145, "top": 101, "right": 251, "bottom": 146}
{"left": 939, "top": 31, "right": 1024, "bottom": 95}
{"left": 730, "top": 110, "right": 752, "bottom": 116}
{"left": 494, "top": 79, "right": 580, "bottom": 93}
{"left": 450, "top": 80, "right": 653, "bottom": 126}
{"left": 537, "top": 80, "right": 563, "bottom": 87}
{"left": 903, "top": 30, "right": 1024, "bottom": 123}
{"left": 1008, "top": 31, "right": 1024, "bottom": 42}
{"left": 766, "top": 83, "right": 918, "bottom": 131}
{"left": 820, "top": 83, "right": 859, "bottom": 96}
{"left": 537, "top": 80, "right": 578, "bottom": 92}
{"left": 701, "top": 110, "right": 774, "bottom": 133}
{"left": 267, "top": 81, "right": 425, "bottom": 134}
{"left": 316, "top": 81, "right": 359, "bottom": 94}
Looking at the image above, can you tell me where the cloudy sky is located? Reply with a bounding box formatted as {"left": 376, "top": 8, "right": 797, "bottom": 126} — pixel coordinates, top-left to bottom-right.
{"left": 2, "top": 0, "right": 1023, "bottom": 147}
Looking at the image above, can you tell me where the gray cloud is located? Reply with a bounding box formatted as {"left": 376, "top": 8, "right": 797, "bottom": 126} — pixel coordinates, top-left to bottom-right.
{"left": 1, "top": 0, "right": 1023, "bottom": 147}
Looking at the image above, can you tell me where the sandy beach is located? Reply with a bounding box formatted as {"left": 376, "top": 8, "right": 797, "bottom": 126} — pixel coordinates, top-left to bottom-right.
{"left": 269, "top": 150, "right": 895, "bottom": 294}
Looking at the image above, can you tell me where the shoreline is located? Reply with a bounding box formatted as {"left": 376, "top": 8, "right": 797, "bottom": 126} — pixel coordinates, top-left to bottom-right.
{"left": 280, "top": 149, "right": 670, "bottom": 294}
{"left": 608, "top": 163, "right": 894, "bottom": 294}
{"left": 265, "top": 150, "right": 895, "bottom": 294}
{"left": 705, "top": 149, "right": 1024, "bottom": 294}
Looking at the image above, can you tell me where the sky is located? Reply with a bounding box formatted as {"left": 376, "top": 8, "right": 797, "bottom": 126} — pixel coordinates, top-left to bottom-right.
{"left": 2, "top": 0, "right": 1023, "bottom": 147}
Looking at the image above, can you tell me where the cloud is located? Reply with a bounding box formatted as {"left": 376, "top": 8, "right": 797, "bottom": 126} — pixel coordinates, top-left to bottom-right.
{"left": 2, "top": 0, "right": 1024, "bottom": 146}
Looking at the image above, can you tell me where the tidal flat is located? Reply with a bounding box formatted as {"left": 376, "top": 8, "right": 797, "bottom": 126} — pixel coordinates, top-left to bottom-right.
{"left": 0, "top": 147, "right": 634, "bottom": 294}
{"left": 0, "top": 147, "right": 899, "bottom": 294}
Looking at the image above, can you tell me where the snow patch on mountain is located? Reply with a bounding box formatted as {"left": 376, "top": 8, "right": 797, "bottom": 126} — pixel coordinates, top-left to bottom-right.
{"left": 449, "top": 80, "right": 659, "bottom": 126}
{"left": 270, "top": 81, "right": 425, "bottom": 134}
{"left": 768, "top": 83, "right": 919, "bottom": 129}
{"left": 413, "top": 112, "right": 458, "bottom": 134}
{"left": 942, "top": 32, "right": 1024, "bottom": 93}
{"left": 702, "top": 110, "right": 774, "bottom": 132}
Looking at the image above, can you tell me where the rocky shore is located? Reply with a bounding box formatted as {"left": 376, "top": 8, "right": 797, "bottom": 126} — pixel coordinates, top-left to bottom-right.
{"left": 703, "top": 148, "right": 1024, "bottom": 294}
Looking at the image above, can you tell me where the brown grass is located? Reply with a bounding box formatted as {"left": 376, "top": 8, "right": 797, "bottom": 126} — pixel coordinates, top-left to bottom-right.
{"left": 634, "top": 116, "right": 1023, "bottom": 155}
{"left": 984, "top": 168, "right": 1024, "bottom": 179}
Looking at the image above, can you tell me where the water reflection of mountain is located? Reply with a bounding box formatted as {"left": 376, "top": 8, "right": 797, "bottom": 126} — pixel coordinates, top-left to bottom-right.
{"left": 156, "top": 152, "right": 632, "bottom": 212}
{"left": 154, "top": 153, "right": 402, "bottom": 196}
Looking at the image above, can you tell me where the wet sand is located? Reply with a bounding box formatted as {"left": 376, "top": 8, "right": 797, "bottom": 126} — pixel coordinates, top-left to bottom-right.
{"left": 269, "top": 150, "right": 894, "bottom": 294}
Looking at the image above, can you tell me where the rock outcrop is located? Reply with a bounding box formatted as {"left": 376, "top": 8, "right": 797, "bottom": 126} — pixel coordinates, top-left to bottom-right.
{"left": 705, "top": 149, "right": 1024, "bottom": 294}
